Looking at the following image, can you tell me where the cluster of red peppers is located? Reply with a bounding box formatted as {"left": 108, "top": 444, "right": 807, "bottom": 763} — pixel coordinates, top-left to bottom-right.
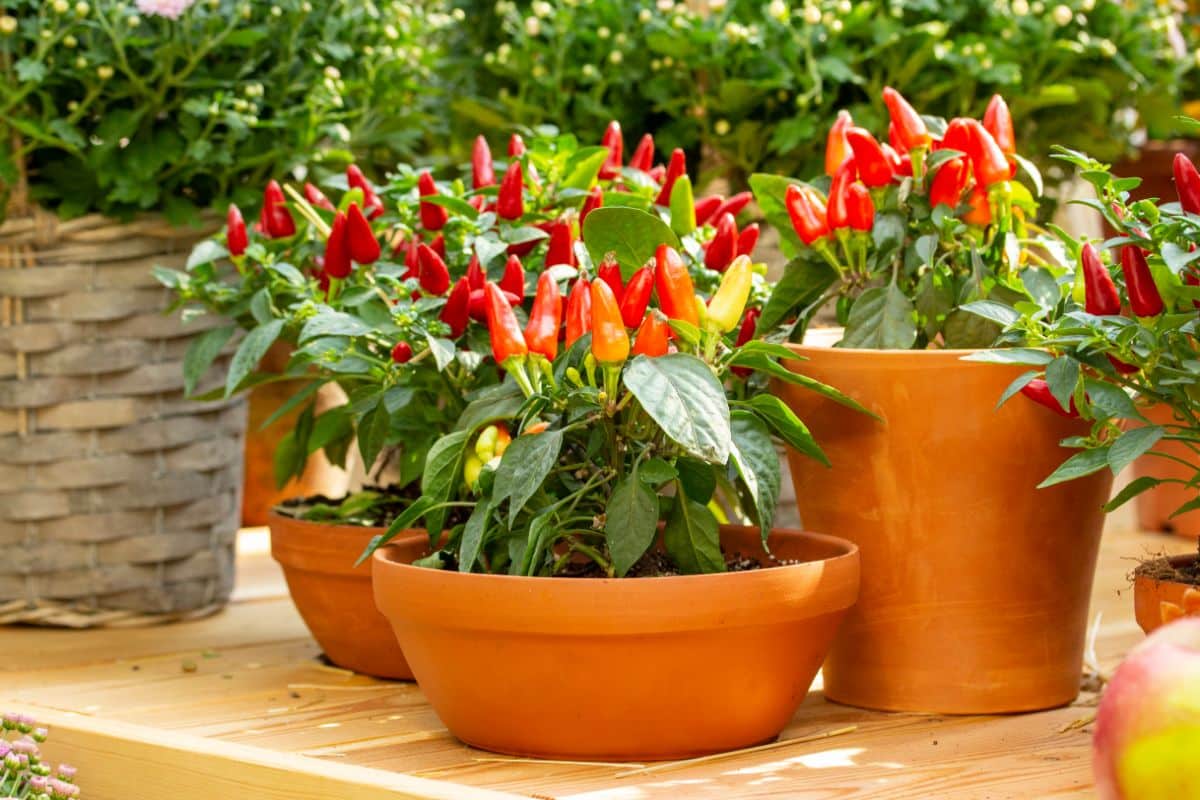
{"left": 784, "top": 89, "right": 1019, "bottom": 252}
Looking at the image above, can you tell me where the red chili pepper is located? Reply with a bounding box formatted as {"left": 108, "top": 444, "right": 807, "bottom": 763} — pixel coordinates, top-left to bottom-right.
{"left": 497, "top": 160, "right": 524, "bottom": 220}
{"left": 1185, "top": 268, "right": 1200, "bottom": 309}
{"left": 345, "top": 203, "right": 381, "bottom": 265}
{"left": 469, "top": 287, "right": 520, "bottom": 322}
{"left": 785, "top": 183, "right": 830, "bottom": 245}
{"left": 226, "top": 204, "right": 248, "bottom": 256}
{"left": 731, "top": 306, "right": 761, "bottom": 377}
{"left": 258, "top": 180, "right": 296, "bottom": 238}
{"left": 402, "top": 237, "right": 420, "bottom": 279}
{"left": 346, "top": 165, "right": 383, "bottom": 219}
{"left": 654, "top": 148, "right": 687, "bottom": 206}
{"left": 929, "top": 156, "right": 970, "bottom": 209}
{"left": 710, "top": 191, "right": 752, "bottom": 223}
{"left": 882, "top": 143, "right": 906, "bottom": 180}
{"left": 467, "top": 253, "right": 486, "bottom": 290}
{"left": 827, "top": 162, "right": 857, "bottom": 231}
{"left": 881, "top": 86, "right": 931, "bottom": 151}
{"left": 965, "top": 120, "right": 1010, "bottom": 188}
{"left": 654, "top": 244, "right": 699, "bottom": 326}
{"left": 1020, "top": 378, "right": 1078, "bottom": 418}
{"left": 600, "top": 120, "right": 623, "bottom": 180}
{"left": 499, "top": 254, "right": 525, "bottom": 299}
{"left": 1082, "top": 242, "right": 1120, "bottom": 316}
{"left": 524, "top": 271, "right": 562, "bottom": 360}
{"left": 629, "top": 133, "right": 655, "bottom": 172}
{"left": 473, "top": 135, "right": 495, "bottom": 189}
{"left": 846, "top": 184, "right": 875, "bottom": 232}
{"left": 619, "top": 267, "right": 654, "bottom": 327}
{"left": 1120, "top": 245, "right": 1164, "bottom": 317}
{"left": 705, "top": 212, "right": 738, "bottom": 272}
{"left": 631, "top": 310, "right": 670, "bottom": 357}
{"left": 303, "top": 182, "right": 335, "bottom": 211}
{"left": 647, "top": 165, "right": 666, "bottom": 183}
{"left": 598, "top": 258, "right": 624, "bottom": 302}
{"left": 963, "top": 186, "right": 992, "bottom": 226}
{"left": 545, "top": 220, "right": 575, "bottom": 267}
{"left": 887, "top": 121, "right": 905, "bottom": 154}
{"left": 580, "top": 185, "right": 603, "bottom": 225}
{"left": 418, "top": 171, "right": 449, "bottom": 231}
{"left": 694, "top": 194, "right": 723, "bottom": 226}
{"left": 845, "top": 127, "right": 893, "bottom": 188}
{"left": 441, "top": 278, "right": 471, "bottom": 338}
{"left": 736, "top": 222, "right": 759, "bottom": 257}
{"left": 391, "top": 341, "right": 413, "bottom": 364}
{"left": 1174, "top": 153, "right": 1200, "bottom": 215}
{"left": 590, "top": 279, "right": 630, "bottom": 364}
{"left": 983, "top": 94, "right": 1016, "bottom": 156}
{"left": 825, "top": 110, "right": 853, "bottom": 177}
{"left": 485, "top": 282, "right": 528, "bottom": 364}
{"left": 417, "top": 243, "right": 451, "bottom": 295}
{"left": 939, "top": 118, "right": 973, "bottom": 154}
{"left": 508, "top": 133, "right": 526, "bottom": 157}
{"left": 565, "top": 277, "right": 592, "bottom": 348}
{"left": 430, "top": 233, "right": 446, "bottom": 259}
{"left": 323, "top": 211, "right": 352, "bottom": 279}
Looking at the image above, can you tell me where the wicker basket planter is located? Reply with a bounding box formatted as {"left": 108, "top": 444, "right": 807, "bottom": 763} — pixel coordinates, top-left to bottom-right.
{"left": 0, "top": 207, "right": 247, "bottom": 627}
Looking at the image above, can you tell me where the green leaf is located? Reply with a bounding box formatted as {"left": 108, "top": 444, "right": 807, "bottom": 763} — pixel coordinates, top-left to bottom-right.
{"left": 747, "top": 394, "right": 829, "bottom": 467}
{"left": 1038, "top": 447, "right": 1111, "bottom": 488}
{"left": 623, "top": 354, "right": 732, "bottom": 463}
{"left": 755, "top": 259, "right": 838, "bottom": 336}
{"left": 183, "top": 326, "right": 235, "bottom": 397}
{"left": 1107, "top": 426, "right": 1163, "bottom": 475}
{"left": 421, "top": 430, "right": 471, "bottom": 536}
{"left": 729, "top": 411, "right": 781, "bottom": 542}
{"left": 355, "top": 496, "right": 437, "bottom": 566}
{"left": 493, "top": 429, "right": 564, "bottom": 526}
{"left": 996, "top": 370, "right": 1040, "bottom": 409}
{"left": 638, "top": 458, "right": 677, "bottom": 485}
{"left": 454, "top": 382, "right": 525, "bottom": 432}
{"left": 582, "top": 207, "right": 679, "bottom": 279}
{"left": 1083, "top": 379, "right": 1141, "bottom": 420}
{"left": 962, "top": 349, "right": 1053, "bottom": 365}
{"left": 272, "top": 431, "right": 303, "bottom": 490}
{"left": 840, "top": 284, "right": 917, "bottom": 349}
{"left": 562, "top": 146, "right": 610, "bottom": 190}
{"left": 260, "top": 381, "right": 322, "bottom": 431}
{"left": 1045, "top": 356, "right": 1080, "bottom": 414}
{"left": 942, "top": 309, "right": 1001, "bottom": 349}
{"left": 607, "top": 467, "right": 661, "bottom": 577}
{"left": 186, "top": 239, "right": 228, "bottom": 270}
{"left": 358, "top": 400, "right": 391, "bottom": 473}
{"left": 730, "top": 353, "right": 878, "bottom": 419}
{"left": 225, "top": 319, "right": 283, "bottom": 396}
{"left": 960, "top": 299, "right": 1021, "bottom": 327}
{"left": 424, "top": 333, "right": 455, "bottom": 371}
{"left": 458, "top": 500, "right": 494, "bottom": 573}
{"left": 664, "top": 490, "right": 724, "bottom": 575}
{"left": 675, "top": 457, "right": 717, "bottom": 503}
{"left": 1104, "top": 475, "right": 1161, "bottom": 513}
{"left": 420, "top": 194, "right": 480, "bottom": 219}
{"left": 299, "top": 310, "right": 372, "bottom": 343}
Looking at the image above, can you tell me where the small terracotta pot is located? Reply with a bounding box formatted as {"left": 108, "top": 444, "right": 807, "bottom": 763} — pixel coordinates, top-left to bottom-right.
{"left": 1132, "top": 404, "right": 1200, "bottom": 539}
{"left": 775, "top": 345, "right": 1113, "bottom": 714}
{"left": 269, "top": 511, "right": 419, "bottom": 679}
{"left": 1134, "top": 553, "right": 1200, "bottom": 634}
{"left": 372, "top": 526, "right": 860, "bottom": 761}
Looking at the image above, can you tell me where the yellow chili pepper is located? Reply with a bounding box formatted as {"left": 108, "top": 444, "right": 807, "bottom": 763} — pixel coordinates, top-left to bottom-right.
{"left": 705, "top": 255, "right": 753, "bottom": 333}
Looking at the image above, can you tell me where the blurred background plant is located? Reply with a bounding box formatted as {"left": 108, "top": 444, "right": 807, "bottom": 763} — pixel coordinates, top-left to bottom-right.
{"left": 0, "top": 0, "right": 454, "bottom": 222}
{"left": 446, "top": 0, "right": 1193, "bottom": 191}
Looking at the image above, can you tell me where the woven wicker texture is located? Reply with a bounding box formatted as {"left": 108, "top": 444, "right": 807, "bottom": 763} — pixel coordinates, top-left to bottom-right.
{"left": 0, "top": 203, "right": 247, "bottom": 628}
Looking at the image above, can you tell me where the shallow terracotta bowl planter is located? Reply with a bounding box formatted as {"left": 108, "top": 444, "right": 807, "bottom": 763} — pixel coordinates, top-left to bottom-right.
{"left": 372, "top": 525, "right": 860, "bottom": 761}
{"left": 775, "top": 344, "right": 1113, "bottom": 714}
{"left": 1134, "top": 553, "right": 1200, "bottom": 634}
{"left": 269, "top": 511, "right": 419, "bottom": 679}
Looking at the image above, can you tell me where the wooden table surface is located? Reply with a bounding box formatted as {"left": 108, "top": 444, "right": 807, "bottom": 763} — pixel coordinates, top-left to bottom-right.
{"left": 3, "top": 509, "right": 1194, "bottom": 800}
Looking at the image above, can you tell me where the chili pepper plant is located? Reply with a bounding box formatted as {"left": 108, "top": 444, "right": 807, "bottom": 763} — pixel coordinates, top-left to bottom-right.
{"left": 749, "top": 88, "right": 1064, "bottom": 349}
{"left": 160, "top": 122, "right": 765, "bottom": 524}
{"left": 963, "top": 144, "right": 1200, "bottom": 548}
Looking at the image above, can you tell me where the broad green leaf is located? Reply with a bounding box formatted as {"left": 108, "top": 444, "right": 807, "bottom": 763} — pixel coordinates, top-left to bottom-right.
{"left": 747, "top": 394, "right": 829, "bottom": 467}
{"left": 183, "top": 325, "right": 235, "bottom": 396}
{"left": 455, "top": 382, "right": 525, "bottom": 432}
{"left": 755, "top": 259, "right": 838, "bottom": 336}
{"left": 962, "top": 348, "right": 1053, "bottom": 365}
{"left": 225, "top": 319, "right": 283, "bottom": 396}
{"left": 996, "top": 370, "right": 1040, "bottom": 409}
{"left": 355, "top": 496, "right": 437, "bottom": 565}
{"left": 729, "top": 352, "right": 878, "bottom": 419}
{"left": 942, "top": 309, "right": 1001, "bottom": 349}
{"left": 1083, "top": 379, "right": 1141, "bottom": 420}
{"left": 424, "top": 333, "right": 455, "bottom": 371}
{"left": 458, "top": 500, "right": 494, "bottom": 573}
{"left": 358, "top": 400, "right": 391, "bottom": 474}
{"left": 663, "top": 491, "right": 725, "bottom": 575}
{"left": 607, "top": 467, "right": 661, "bottom": 577}
{"left": 186, "top": 239, "right": 228, "bottom": 270}
{"left": 1038, "top": 447, "right": 1111, "bottom": 488}
{"left": 420, "top": 194, "right": 480, "bottom": 219}
{"left": 421, "top": 430, "right": 471, "bottom": 535}
{"left": 1045, "top": 356, "right": 1080, "bottom": 414}
{"left": 840, "top": 284, "right": 917, "bottom": 349}
{"left": 1107, "top": 426, "right": 1163, "bottom": 475}
{"left": 638, "top": 458, "right": 678, "bottom": 485}
{"left": 260, "top": 381, "right": 322, "bottom": 431}
{"left": 675, "top": 456, "right": 717, "bottom": 503}
{"left": 582, "top": 207, "right": 679, "bottom": 279}
{"left": 960, "top": 299, "right": 1022, "bottom": 327}
{"left": 272, "top": 430, "right": 303, "bottom": 490}
{"left": 493, "top": 429, "right": 564, "bottom": 526}
{"left": 623, "top": 354, "right": 732, "bottom": 464}
{"left": 1104, "top": 475, "right": 1161, "bottom": 512}
{"left": 729, "top": 411, "right": 782, "bottom": 543}
{"left": 562, "top": 146, "right": 610, "bottom": 190}
{"left": 299, "top": 309, "right": 372, "bottom": 342}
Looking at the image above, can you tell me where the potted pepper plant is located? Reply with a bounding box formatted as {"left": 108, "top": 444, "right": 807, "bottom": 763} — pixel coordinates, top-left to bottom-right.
{"left": 747, "top": 89, "right": 1113, "bottom": 713}
{"left": 966, "top": 144, "right": 1200, "bottom": 637}
{"left": 366, "top": 225, "right": 863, "bottom": 760}
{"left": 162, "top": 122, "right": 762, "bottom": 678}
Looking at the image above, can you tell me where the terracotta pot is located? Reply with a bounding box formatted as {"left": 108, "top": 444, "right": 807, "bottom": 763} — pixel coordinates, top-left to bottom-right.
{"left": 269, "top": 511, "right": 417, "bottom": 679}
{"left": 775, "top": 345, "right": 1113, "bottom": 714}
{"left": 242, "top": 345, "right": 349, "bottom": 527}
{"left": 372, "top": 526, "right": 859, "bottom": 761}
{"left": 1134, "top": 553, "right": 1200, "bottom": 634}
{"left": 1132, "top": 404, "right": 1200, "bottom": 539}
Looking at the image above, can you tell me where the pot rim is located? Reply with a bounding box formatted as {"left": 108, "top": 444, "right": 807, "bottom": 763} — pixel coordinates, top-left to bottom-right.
{"left": 787, "top": 341, "right": 1001, "bottom": 358}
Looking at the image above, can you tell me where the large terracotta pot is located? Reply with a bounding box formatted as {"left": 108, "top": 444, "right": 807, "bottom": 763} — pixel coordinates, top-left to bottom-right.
{"left": 775, "top": 345, "right": 1113, "bottom": 714}
{"left": 1134, "top": 553, "right": 1200, "bottom": 634}
{"left": 268, "top": 511, "right": 417, "bottom": 679}
{"left": 1132, "top": 404, "right": 1200, "bottom": 539}
{"left": 372, "top": 526, "right": 860, "bottom": 761}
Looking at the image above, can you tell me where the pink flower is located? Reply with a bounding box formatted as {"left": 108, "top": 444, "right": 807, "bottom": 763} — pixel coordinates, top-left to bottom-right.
{"left": 134, "top": 0, "right": 195, "bottom": 19}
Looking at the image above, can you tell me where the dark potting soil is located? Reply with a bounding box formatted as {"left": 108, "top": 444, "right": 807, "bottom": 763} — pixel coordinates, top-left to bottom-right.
{"left": 274, "top": 486, "right": 470, "bottom": 529}
{"left": 557, "top": 549, "right": 801, "bottom": 579}
{"left": 1134, "top": 543, "right": 1200, "bottom": 587}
